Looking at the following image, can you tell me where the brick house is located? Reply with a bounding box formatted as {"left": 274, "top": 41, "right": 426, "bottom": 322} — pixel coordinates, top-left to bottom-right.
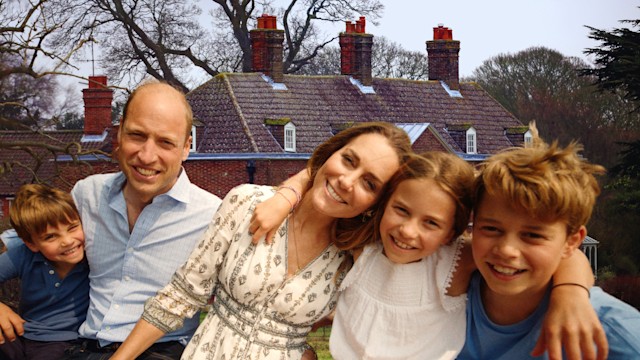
{"left": 0, "top": 76, "right": 118, "bottom": 218}
{"left": 1, "top": 16, "right": 528, "bottom": 217}
{"left": 181, "top": 16, "right": 528, "bottom": 196}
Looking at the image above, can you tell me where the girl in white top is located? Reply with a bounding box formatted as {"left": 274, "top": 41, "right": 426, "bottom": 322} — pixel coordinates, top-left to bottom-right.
{"left": 329, "top": 152, "right": 474, "bottom": 359}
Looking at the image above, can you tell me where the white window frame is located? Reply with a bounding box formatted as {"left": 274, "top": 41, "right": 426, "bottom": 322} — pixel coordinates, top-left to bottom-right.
{"left": 466, "top": 126, "right": 477, "bottom": 154}
{"left": 524, "top": 130, "right": 533, "bottom": 148}
{"left": 190, "top": 125, "right": 197, "bottom": 152}
{"left": 284, "top": 122, "right": 296, "bottom": 152}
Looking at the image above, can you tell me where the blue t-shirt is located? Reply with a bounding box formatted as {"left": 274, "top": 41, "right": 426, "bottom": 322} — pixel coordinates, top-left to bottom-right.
{"left": 458, "top": 272, "right": 640, "bottom": 359}
{"left": 0, "top": 241, "right": 89, "bottom": 342}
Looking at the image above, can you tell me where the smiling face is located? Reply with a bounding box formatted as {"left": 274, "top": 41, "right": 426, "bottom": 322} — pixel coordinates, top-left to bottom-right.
{"left": 308, "top": 133, "right": 400, "bottom": 219}
{"left": 25, "top": 218, "right": 85, "bottom": 274}
{"left": 380, "top": 178, "right": 456, "bottom": 264}
{"left": 472, "top": 193, "right": 584, "bottom": 303}
{"left": 117, "top": 84, "right": 191, "bottom": 204}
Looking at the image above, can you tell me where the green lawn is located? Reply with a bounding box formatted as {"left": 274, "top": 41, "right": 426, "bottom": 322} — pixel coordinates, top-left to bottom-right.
{"left": 307, "top": 326, "right": 332, "bottom": 359}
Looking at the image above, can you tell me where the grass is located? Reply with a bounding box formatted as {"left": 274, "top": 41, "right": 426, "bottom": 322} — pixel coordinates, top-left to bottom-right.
{"left": 307, "top": 326, "right": 332, "bottom": 359}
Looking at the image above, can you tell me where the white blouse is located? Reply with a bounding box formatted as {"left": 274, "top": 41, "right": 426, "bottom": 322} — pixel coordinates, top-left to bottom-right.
{"left": 330, "top": 239, "right": 467, "bottom": 360}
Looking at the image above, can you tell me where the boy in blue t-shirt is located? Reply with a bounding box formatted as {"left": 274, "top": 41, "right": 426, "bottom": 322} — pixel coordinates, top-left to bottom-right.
{"left": 458, "top": 124, "right": 640, "bottom": 360}
{"left": 0, "top": 184, "right": 89, "bottom": 360}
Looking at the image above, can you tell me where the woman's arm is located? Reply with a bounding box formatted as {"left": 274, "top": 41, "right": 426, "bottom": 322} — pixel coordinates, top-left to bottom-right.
{"left": 250, "top": 169, "right": 310, "bottom": 244}
{"left": 110, "top": 319, "right": 166, "bottom": 359}
{"left": 532, "top": 250, "right": 608, "bottom": 360}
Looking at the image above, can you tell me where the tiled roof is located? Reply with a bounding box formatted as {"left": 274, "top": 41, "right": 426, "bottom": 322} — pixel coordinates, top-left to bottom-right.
{"left": 187, "top": 73, "right": 524, "bottom": 154}
{"left": 0, "top": 129, "right": 114, "bottom": 195}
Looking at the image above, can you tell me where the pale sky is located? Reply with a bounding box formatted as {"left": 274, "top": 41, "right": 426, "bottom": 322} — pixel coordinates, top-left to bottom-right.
{"left": 63, "top": 0, "right": 638, "bottom": 98}
{"left": 364, "top": 0, "right": 638, "bottom": 77}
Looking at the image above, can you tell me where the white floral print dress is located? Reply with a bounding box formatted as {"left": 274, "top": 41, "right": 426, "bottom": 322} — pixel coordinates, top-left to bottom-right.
{"left": 143, "top": 184, "right": 346, "bottom": 360}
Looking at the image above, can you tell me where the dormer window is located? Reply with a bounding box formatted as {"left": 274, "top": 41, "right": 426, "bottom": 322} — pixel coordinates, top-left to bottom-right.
{"left": 190, "top": 125, "right": 197, "bottom": 152}
{"left": 524, "top": 130, "right": 533, "bottom": 148}
{"left": 466, "top": 126, "right": 477, "bottom": 154}
{"left": 284, "top": 122, "right": 296, "bottom": 152}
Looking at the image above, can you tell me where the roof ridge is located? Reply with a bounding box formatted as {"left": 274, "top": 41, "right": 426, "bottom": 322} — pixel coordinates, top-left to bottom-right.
{"left": 222, "top": 74, "right": 259, "bottom": 152}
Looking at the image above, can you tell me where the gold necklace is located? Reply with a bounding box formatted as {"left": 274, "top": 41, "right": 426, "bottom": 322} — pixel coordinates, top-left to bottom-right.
{"left": 290, "top": 213, "right": 301, "bottom": 273}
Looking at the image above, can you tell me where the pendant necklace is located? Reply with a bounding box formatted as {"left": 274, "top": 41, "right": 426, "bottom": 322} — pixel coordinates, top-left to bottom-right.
{"left": 290, "top": 213, "right": 302, "bottom": 273}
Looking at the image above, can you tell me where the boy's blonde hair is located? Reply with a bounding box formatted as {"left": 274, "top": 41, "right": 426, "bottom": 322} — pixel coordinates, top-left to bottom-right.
{"left": 9, "top": 184, "right": 80, "bottom": 243}
{"left": 336, "top": 151, "right": 475, "bottom": 251}
{"left": 473, "top": 122, "right": 605, "bottom": 234}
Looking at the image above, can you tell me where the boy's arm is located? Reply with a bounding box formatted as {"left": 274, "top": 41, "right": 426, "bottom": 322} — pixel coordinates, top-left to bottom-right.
{"left": 250, "top": 169, "right": 310, "bottom": 244}
{"left": 533, "top": 250, "right": 608, "bottom": 360}
{"left": 0, "top": 302, "right": 25, "bottom": 344}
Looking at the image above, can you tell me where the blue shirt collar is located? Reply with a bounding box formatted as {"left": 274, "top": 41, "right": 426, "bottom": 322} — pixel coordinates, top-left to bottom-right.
{"left": 108, "top": 167, "right": 193, "bottom": 205}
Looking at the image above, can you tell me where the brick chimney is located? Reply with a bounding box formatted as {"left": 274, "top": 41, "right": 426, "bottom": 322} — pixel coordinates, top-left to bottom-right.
{"left": 250, "top": 14, "right": 284, "bottom": 83}
{"left": 82, "top": 76, "right": 113, "bottom": 135}
{"left": 426, "top": 24, "right": 460, "bottom": 90}
{"left": 339, "top": 16, "right": 373, "bottom": 86}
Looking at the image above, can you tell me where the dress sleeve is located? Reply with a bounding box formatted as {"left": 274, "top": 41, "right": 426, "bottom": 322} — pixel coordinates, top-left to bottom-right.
{"left": 142, "top": 184, "right": 257, "bottom": 333}
{"left": 435, "top": 237, "right": 468, "bottom": 312}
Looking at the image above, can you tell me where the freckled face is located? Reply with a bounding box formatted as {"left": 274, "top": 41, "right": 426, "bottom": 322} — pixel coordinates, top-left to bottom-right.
{"left": 380, "top": 178, "right": 456, "bottom": 264}
{"left": 309, "top": 133, "right": 400, "bottom": 219}
{"left": 117, "top": 85, "right": 191, "bottom": 204}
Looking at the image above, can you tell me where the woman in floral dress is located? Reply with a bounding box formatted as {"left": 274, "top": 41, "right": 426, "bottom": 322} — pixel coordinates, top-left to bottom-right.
{"left": 111, "top": 122, "right": 413, "bottom": 360}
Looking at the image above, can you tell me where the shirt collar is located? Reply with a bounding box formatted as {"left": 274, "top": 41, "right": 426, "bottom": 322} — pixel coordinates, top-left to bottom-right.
{"left": 108, "top": 168, "right": 192, "bottom": 205}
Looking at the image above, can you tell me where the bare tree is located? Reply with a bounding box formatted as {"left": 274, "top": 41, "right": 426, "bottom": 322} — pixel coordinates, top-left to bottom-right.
{"left": 1, "top": 0, "right": 111, "bottom": 183}
{"left": 371, "top": 36, "right": 427, "bottom": 80}
{"left": 51, "top": 0, "right": 383, "bottom": 91}
{"left": 298, "top": 35, "right": 428, "bottom": 80}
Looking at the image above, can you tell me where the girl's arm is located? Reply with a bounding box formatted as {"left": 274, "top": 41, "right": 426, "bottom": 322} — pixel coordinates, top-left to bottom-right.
{"left": 447, "top": 238, "right": 476, "bottom": 297}
{"left": 110, "top": 319, "right": 165, "bottom": 359}
{"left": 533, "top": 250, "right": 608, "bottom": 360}
{"left": 250, "top": 169, "right": 310, "bottom": 244}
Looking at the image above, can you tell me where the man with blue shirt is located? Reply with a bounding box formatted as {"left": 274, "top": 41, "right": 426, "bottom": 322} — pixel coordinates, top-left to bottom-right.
{"left": 64, "top": 81, "right": 222, "bottom": 359}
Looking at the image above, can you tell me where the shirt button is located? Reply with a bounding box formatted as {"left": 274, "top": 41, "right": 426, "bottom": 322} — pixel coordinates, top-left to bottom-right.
{"left": 49, "top": 270, "right": 55, "bottom": 275}
{"left": 114, "top": 304, "right": 120, "bottom": 310}
{"left": 124, "top": 276, "right": 131, "bottom": 281}
{"left": 54, "top": 282, "right": 61, "bottom": 287}
{"left": 105, "top": 326, "right": 111, "bottom": 331}
{"left": 127, "top": 247, "right": 134, "bottom": 253}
